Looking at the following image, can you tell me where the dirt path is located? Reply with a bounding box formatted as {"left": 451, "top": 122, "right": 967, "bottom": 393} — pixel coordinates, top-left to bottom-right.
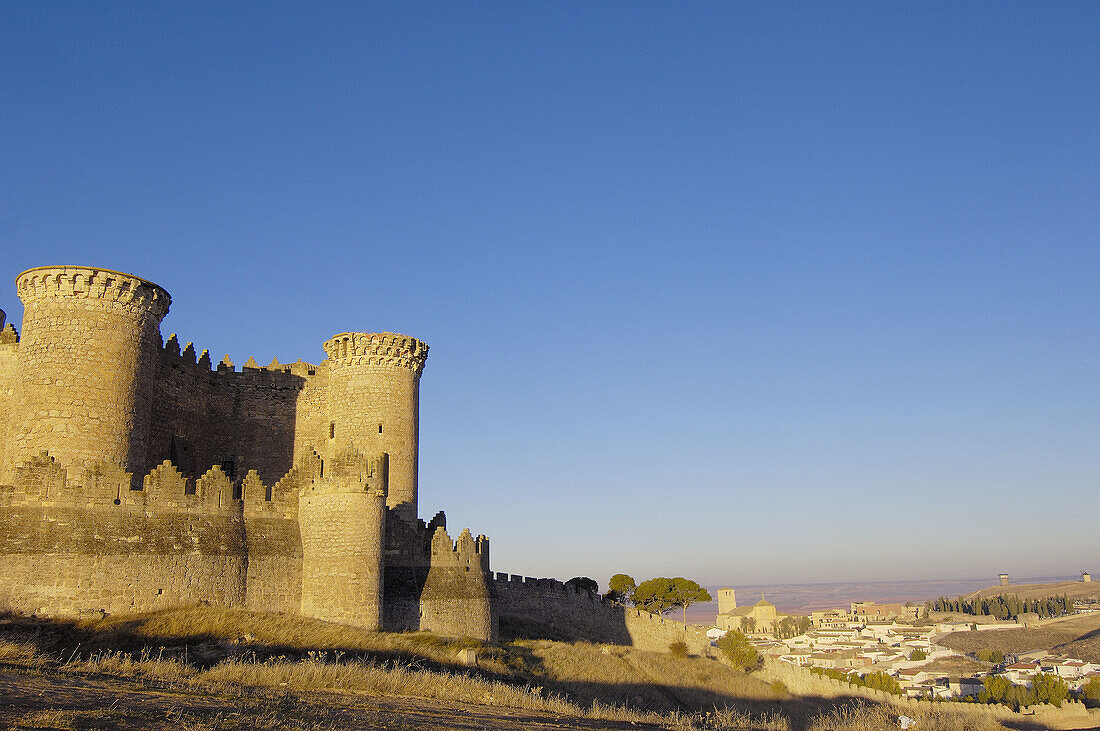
{"left": 0, "top": 669, "right": 665, "bottom": 731}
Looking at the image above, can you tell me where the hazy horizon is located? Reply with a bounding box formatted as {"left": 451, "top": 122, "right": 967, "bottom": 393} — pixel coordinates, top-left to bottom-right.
{"left": 2, "top": 2, "right": 1098, "bottom": 583}
{"left": 681, "top": 574, "right": 1084, "bottom": 622}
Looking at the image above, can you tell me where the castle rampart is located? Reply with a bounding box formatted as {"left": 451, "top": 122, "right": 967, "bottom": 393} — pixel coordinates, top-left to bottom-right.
{"left": 490, "top": 573, "right": 711, "bottom": 653}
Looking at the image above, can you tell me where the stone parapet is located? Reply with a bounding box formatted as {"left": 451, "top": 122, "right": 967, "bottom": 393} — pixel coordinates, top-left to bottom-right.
{"left": 16, "top": 266, "right": 171, "bottom": 321}
{"left": 322, "top": 332, "right": 428, "bottom": 375}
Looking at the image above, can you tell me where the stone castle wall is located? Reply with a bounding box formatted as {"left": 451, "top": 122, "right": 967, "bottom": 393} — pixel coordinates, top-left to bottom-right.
{"left": 420, "top": 527, "right": 494, "bottom": 640}
{"left": 147, "top": 338, "right": 313, "bottom": 488}
{"left": 492, "top": 573, "right": 712, "bottom": 653}
{"left": 0, "top": 456, "right": 249, "bottom": 615}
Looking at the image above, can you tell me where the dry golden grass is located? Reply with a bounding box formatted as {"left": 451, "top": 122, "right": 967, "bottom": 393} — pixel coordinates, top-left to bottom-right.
{"left": 508, "top": 639, "right": 783, "bottom": 714}
{"left": 64, "top": 646, "right": 199, "bottom": 681}
{"left": 73, "top": 605, "right": 484, "bottom": 662}
{"left": 3, "top": 703, "right": 348, "bottom": 731}
{"left": 0, "top": 638, "right": 44, "bottom": 666}
{"left": 0, "top": 607, "right": 1032, "bottom": 731}
{"left": 808, "top": 701, "right": 1008, "bottom": 731}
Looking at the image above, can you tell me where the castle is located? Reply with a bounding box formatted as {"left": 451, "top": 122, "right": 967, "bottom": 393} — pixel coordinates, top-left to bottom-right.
{"left": 0, "top": 265, "right": 494, "bottom": 639}
{"left": 0, "top": 265, "right": 717, "bottom": 652}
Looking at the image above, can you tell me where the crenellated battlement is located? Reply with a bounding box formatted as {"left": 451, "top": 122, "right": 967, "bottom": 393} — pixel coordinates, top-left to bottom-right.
{"left": 160, "top": 333, "right": 319, "bottom": 382}
{"left": 15, "top": 266, "right": 171, "bottom": 320}
{"left": 322, "top": 332, "right": 428, "bottom": 374}
{"left": 430, "top": 527, "right": 490, "bottom": 572}
{"left": 0, "top": 452, "right": 278, "bottom": 518}
{"left": 0, "top": 306, "right": 16, "bottom": 345}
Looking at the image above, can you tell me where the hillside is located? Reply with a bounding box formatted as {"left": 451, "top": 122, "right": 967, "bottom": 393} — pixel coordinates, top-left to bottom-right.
{"left": 939, "top": 613, "right": 1100, "bottom": 662}
{"left": 962, "top": 580, "right": 1100, "bottom": 602}
{"left": 0, "top": 606, "right": 1026, "bottom": 731}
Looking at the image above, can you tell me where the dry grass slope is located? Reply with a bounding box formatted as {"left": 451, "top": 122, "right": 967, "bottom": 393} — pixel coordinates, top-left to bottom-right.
{"left": 0, "top": 607, "right": 1028, "bottom": 731}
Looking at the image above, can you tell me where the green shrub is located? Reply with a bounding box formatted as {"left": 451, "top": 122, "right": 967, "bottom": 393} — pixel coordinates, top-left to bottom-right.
{"left": 1083, "top": 676, "right": 1100, "bottom": 705}
{"left": 715, "top": 630, "right": 760, "bottom": 671}
{"left": 668, "top": 641, "right": 689, "bottom": 658}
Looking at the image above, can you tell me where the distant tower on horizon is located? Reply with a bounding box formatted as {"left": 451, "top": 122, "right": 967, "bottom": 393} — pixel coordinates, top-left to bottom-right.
{"left": 717, "top": 587, "right": 737, "bottom": 615}
{"left": 998, "top": 573, "right": 1010, "bottom": 586}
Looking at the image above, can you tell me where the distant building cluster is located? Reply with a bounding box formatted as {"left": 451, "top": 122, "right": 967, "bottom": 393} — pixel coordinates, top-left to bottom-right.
{"left": 713, "top": 588, "right": 784, "bottom": 633}
{"left": 704, "top": 577, "right": 1099, "bottom": 701}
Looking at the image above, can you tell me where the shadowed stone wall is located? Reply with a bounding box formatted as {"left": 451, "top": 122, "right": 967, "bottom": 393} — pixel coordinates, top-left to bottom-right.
{"left": 492, "top": 574, "right": 712, "bottom": 653}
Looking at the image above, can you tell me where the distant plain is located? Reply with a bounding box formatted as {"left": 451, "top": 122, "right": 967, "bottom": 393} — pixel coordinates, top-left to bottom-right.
{"left": 684, "top": 576, "right": 1083, "bottom": 623}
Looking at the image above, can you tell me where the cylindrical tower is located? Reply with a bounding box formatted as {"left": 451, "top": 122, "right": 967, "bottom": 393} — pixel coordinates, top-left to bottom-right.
{"left": 2, "top": 266, "right": 170, "bottom": 483}
{"left": 298, "top": 454, "right": 388, "bottom": 629}
{"left": 322, "top": 332, "right": 428, "bottom": 522}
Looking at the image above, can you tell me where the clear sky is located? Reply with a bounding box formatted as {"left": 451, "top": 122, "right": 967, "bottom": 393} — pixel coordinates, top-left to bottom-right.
{"left": 2, "top": 2, "right": 1098, "bottom": 588}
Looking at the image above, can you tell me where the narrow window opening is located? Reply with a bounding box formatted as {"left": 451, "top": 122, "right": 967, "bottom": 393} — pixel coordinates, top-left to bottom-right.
{"left": 329, "top": 422, "right": 336, "bottom": 439}
{"left": 265, "top": 486, "right": 273, "bottom": 501}
{"left": 378, "top": 423, "right": 383, "bottom": 434}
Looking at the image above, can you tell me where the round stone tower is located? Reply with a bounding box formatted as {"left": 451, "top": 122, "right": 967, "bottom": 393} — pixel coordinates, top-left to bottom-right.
{"left": 2, "top": 266, "right": 171, "bottom": 483}
{"left": 298, "top": 451, "right": 388, "bottom": 629}
{"left": 322, "top": 332, "right": 428, "bottom": 522}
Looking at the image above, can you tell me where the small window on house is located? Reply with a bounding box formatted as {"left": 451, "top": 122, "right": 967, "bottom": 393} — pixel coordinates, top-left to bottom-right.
{"left": 378, "top": 423, "right": 383, "bottom": 434}
{"left": 329, "top": 422, "right": 336, "bottom": 439}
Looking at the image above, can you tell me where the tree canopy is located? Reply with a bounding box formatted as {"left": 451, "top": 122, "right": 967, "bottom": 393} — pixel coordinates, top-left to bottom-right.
{"left": 607, "top": 574, "right": 636, "bottom": 603}
{"left": 565, "top": 576, "right": 599, "bottom": 595}
{"left": 632, "top": 577, "right": 712, "bottom": 625}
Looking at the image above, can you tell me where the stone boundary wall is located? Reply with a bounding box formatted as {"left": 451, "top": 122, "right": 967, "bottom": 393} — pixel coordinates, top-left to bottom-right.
{"left": 491, "top": 573, "right": 711, "bottom": 654}
{"left": 0, "top": 455, "right": 303, "bottom": 616}
{"left": 758, "top": 659, "right": 1100, "bottom": 729}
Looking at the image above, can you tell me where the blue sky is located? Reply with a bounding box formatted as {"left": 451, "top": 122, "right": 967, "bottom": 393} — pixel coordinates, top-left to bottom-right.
{"left": 2, "top": 2, "right": 1098, "bottom": 587}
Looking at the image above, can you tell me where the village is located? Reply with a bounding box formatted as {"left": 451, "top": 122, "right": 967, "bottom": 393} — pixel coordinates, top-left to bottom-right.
{"left": 707, "top": 574, "right": 1100, "bottom": 703}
